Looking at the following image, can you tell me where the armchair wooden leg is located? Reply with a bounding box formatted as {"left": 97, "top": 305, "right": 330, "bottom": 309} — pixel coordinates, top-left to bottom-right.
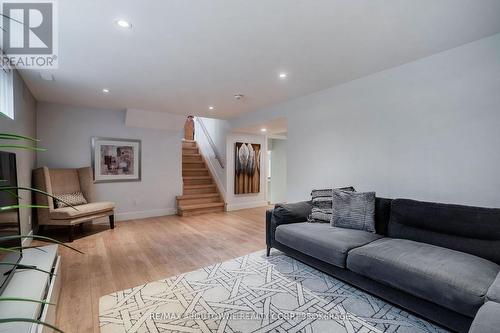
{"left": 68, "top": 225, "right": 75, "bottom": 243}
{"left": 266, "top": 246, "right": 271, "bottom": 257}
{"left": 109, "top": 215, "right": 115, "bottom": 229}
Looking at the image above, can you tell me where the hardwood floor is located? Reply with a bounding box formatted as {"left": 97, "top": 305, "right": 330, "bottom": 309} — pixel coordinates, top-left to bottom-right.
{"left": 45, "top": 206, "right": 269, "bottom": 333}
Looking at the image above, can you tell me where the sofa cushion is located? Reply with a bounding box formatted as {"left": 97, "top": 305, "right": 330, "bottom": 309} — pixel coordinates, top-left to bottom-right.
{"left": 486, "top": 273, "right": 500, "bottom": 303}
{"left": 50, "top": 202, "right": 115, "bottom": 220}
{"left": 275, "top": 222, "right": 382, "bottom": 268}
{"left": 388, "top": 199, "right": 500, "bottom": 264}
{"left": 468, "top": 302, "right": 500, "bottom": 333}
{"left": 347, "top": 238, "right": 500, "bottom": 317}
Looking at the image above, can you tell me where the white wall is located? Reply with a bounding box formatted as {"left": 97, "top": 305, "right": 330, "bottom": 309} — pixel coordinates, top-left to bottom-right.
{"left": 36, "top": 102, "right": 183, "bottom": 220}
{"left": 230, "top": 33, "right": 500, "bottom": 208}
{"left": 195, "top": 117, "right": 230, "bottom": 196}
{"left": 196, "top": 117, "right": 230, "bottom": 164}
{"left": 269, "top": 138, "right": 287, "bottom": 204}
{"left": 0, "top": 72, "right": 37, "bottom": 235}
{"left": 226, "top": 132, "right": 268, "bottom": 210}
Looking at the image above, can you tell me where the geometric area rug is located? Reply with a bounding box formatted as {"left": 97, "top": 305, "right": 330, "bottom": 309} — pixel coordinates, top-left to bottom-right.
{"left": 99, "top": 250, "right": 448, "bottom": 333}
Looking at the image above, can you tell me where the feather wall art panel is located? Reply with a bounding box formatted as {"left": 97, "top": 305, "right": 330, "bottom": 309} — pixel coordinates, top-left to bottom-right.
{"left": 234, "top": 142, "right": 261, "bottom": 194}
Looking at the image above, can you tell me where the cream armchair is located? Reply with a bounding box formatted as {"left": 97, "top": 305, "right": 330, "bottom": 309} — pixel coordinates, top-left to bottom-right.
{"left": 33, "top": 166, "right": 115, "bottom": 242}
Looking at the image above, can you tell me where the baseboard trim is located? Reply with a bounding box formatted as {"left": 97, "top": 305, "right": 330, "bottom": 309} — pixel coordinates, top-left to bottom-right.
{"left": 115, "top": 208, "right": 177, "bottom": 221}
{"left": 226, "top": 201, "right": 268, "bottom": 211}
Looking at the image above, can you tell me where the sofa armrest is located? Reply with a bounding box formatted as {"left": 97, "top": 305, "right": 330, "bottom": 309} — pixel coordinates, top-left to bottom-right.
{"left": 266, "top": 201, "right": 313, "bottom": 247}
{"left": 486, "top": 272, "right": 500, "bottom": 303}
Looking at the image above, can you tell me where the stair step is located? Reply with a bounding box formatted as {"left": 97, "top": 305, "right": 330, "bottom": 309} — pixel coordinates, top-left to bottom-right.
{"left": 183, "top": 183, "right": 217, "bottom": 195}
{"left": 183, "top": 156, "right": 203, "bottom": 163}
{"left": 183, "top": 176, "right": 212, "bottom": 184}
{"left": 177, "top": 194, "right": 222, "bottom": 205}
{"left": 179, "top": 202, "right": 225, "bottom": 211}
{"left": 179, "top": 139, "right": 223, "bottom": 216}
{"left": 183, "top": 178, "right": 213, "bottom": 185}
{"left": 184, "top": 184, "right": 216, "bottom": 189}
{"left": 183, "top": 169, "right": 209, "bottom": 176}
{"left": 176, "top": 193, "right": 220, "bottom": 200}
{"left": 183, "top": 161, "right": 205, "bottom": 165}
{"left": 183, "top": 140, "right": 196, "bottom": 143}
{"left": 183, "top": 167, "right": 209, "bottom": 173}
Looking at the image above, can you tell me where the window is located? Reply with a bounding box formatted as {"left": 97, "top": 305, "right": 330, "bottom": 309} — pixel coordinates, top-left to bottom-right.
{"left": 0, "top": 57, "right": 14, "bottom": 119}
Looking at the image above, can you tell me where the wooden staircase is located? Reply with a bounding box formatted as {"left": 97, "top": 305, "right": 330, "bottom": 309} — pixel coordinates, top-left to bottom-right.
{"left": 177, "top": 140, "right": 225, "bottom": 216}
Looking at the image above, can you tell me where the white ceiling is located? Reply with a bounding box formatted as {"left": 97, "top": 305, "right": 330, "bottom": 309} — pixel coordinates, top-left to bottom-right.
{"left": 233, "top": 117, "right": 287, "bottom": 136}
{"left": 20, "top": 0, "right": 500, "bottom": 118}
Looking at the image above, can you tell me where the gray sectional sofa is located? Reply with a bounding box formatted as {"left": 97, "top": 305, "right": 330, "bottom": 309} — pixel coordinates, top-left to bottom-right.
{"left": 265, "top": 198, "right": 500, "bottom": 333}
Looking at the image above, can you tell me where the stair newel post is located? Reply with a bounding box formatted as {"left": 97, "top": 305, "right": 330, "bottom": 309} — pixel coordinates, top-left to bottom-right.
{"left": 184, "top": 116, "right": 195, "bottom": 141}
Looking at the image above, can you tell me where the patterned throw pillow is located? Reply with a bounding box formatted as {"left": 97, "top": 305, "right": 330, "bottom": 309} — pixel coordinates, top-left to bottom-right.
{"left": 331, "top": 189, "right": 376, "bottom": 233}
{"left": 308, "top": 186, "right": 355, "bottom": 222}
{"left": 53, "top": 192, "right": 88, "bottom": 208}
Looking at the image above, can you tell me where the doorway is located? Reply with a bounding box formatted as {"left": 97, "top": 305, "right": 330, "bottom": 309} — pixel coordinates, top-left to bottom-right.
{"left": 267, "top": 138, "right": 287, "bottom": 204}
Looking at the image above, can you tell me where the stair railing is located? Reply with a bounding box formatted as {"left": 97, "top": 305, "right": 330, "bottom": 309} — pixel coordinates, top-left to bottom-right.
{"left": 195, "top": 117, "right": 225, "bottom": 169}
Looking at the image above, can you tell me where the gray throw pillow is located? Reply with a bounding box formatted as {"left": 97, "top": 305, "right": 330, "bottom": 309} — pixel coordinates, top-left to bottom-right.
{"left": 331, "top": 190, "right": 376, "bottom": 233}
{"left": 308, "top": 186, "right": 355, "bottom": 223}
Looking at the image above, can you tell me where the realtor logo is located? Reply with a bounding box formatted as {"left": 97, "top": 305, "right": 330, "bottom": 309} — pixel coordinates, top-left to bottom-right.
{"left": 1, "top": 0, "right": 58, "bottom": 68}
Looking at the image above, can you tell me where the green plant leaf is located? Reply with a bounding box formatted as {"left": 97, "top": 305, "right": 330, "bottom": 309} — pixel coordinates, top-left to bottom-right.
{"left": 0, "top": 318, "right": 64, "bottom": 333}
{"left": 0, "top": 263, "right": 55, "bottom": 276}
{"left": 0, "top": 248, "right": 21, "bottom": 254}
{"left": 0, "top": 186, "right": 78, "bottom": 211}
{"left": 0, "top": 205, "right": 48, "bottom": 212}
{"left": 0, "top": 297, "right": 54, "bottom": 306}
{"left": 0, "top": 133, "right": 40, "bottom": 142}
{"left": 8, "top": 245, "right": 47, "bottom": 253}
{"left": 0, "top": 144, "right": 46, "bottom": 152}
{"left": 2, "top": 189, "right": 22, "bottom": 200}
{"left": 0, "top": 13, "right": 24, "bottom": 25}
{"left": 0, "top": 235, "right": 84, "bottom": 254}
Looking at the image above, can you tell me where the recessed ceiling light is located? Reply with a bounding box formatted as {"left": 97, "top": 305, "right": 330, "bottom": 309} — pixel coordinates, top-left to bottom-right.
{"left": 115, "top": 19, "right": 132, "bottom": 29}
{"left": 279, "top": 73, "right": 288, "bottom": 79}
{"left": 102, "top": 88, "right": 110, "bottom": 94}
{"left": 261, "top": 128, "right": 267, "bottom": 132}
{"left": 208, "top": 106, "right": 215, "bottom": 110}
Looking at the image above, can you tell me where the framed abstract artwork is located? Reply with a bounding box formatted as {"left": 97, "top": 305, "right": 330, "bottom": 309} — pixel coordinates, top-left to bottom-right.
{"left": 91, "top": 137, "right": 141, "bottom": 183}
{"left": 234, "top": 142, "right": 261, "bottom": 194}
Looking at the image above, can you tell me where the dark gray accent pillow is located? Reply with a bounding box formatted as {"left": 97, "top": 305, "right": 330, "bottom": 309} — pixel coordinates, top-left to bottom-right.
{"left": 273, "top": 201, "right": 313, "bottom": 225}
{"left": 331, "top": 190, "right": 376, "bottom": 233}
{"left": 308, "top": 186, "right": 355, "bottom": 223}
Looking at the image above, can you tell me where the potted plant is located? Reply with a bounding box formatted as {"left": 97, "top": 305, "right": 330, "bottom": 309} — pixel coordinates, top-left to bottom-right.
{"left": 0, "top": 133, "right": 82, "bottom": 333}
